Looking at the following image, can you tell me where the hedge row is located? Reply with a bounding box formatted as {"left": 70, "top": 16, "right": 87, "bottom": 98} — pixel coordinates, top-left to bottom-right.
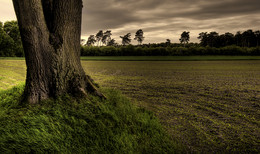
{"left": 81, "top": 45, "right": 260, "bottom": 56}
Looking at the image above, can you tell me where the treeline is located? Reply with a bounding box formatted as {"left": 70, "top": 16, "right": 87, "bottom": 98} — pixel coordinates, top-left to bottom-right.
{"left": 81, "top": 29, "right": 260, "bottom": 56}
{"left": 198, "top": 30, "right": 260, "bottom": 47}
{"left": 0, "top": 21, "right": 24, "bottom": 57}
{"left": 84, "top": 29, "right": 260, "bottom": 48}
{"left": 1, "top": 20, "right": 260, "bottom": 57}
{"left": 81, "top": 45, "right": 260, "bottom": 56}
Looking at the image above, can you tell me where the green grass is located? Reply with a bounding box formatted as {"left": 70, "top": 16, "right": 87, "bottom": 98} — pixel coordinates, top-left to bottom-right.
{"left": 1, "top": 56, "right": 260, "bottom": 61}
{"left": 0, "top": 85, "right": 180, "bottom": 153}
{"left": 0, "top": 60, "right": 25, "bottom": 90}
{"left": 0, "top": 59, "right": 259, "bottom": 153}
{"left": 0, "top": 57, "right": 25, "bottom": 60}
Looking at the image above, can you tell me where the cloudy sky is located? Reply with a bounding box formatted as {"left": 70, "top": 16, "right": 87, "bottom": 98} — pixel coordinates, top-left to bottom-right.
{"left": 1, "top": 0, "right": 260, "bottom": 44}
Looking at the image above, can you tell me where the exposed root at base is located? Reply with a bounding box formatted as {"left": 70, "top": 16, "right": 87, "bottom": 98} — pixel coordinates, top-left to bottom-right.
{"left": 84, "top": 75, "right": 107, "bottom": 99}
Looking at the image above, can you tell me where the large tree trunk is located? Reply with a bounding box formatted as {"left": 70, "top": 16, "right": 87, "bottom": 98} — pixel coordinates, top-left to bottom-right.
{"left": 12, "top": 0, "right": 103, "bottom": 104}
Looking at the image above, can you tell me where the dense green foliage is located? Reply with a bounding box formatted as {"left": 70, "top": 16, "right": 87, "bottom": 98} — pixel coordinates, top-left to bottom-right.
{"left": 0, "top": 85, "right": 179, "bottom": 153}
{"left": 0, "top": 21, "right": 23, "bottom": 57}
{"left": 81, "top": 45, "right": 260, "bottom": 56}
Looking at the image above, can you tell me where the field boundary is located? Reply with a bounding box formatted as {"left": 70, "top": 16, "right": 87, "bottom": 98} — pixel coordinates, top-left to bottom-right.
{"left": 1, "top": 56, "right": 260, "bottom": 61}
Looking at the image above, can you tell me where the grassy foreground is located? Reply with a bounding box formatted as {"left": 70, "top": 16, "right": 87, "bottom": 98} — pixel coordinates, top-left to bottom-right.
{"left": 0, "top": 85, "right": 181, "bottom": 153}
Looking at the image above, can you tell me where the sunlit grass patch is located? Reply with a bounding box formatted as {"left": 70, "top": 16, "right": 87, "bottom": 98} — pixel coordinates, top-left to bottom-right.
{"left": 0, "top": 60, "right": 26, "bottom": 90}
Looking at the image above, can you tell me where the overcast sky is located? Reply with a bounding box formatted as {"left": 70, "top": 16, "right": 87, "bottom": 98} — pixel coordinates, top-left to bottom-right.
{"left": 1, "top": 0, "right": 260, "bottom": 44}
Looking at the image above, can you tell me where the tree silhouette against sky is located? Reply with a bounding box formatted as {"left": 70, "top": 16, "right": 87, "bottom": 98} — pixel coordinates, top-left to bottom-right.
{"left": 120, "top": 33, "right": 131, "bottom": 45}
{"left": 134, "top": 29, "right": 144, "bottom": 45}
{"left": 179, "top": 31, "right": 190, "bottom": 47}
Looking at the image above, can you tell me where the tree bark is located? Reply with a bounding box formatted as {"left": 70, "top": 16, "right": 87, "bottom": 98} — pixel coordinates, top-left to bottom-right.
{"left": 12, "top": 0, "right": 104, "bottom": 104}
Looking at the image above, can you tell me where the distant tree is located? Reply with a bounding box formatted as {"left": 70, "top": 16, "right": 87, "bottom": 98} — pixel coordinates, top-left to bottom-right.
{"left": 3, "top": 21, "right": 21, "bottom": 44}
{"left": 80, "top": 39, "right": 86, "bottom": 45}
{"left": 107, "top": 39, "right": 117, "bottom": 46}
{"left": 218, "top": 34, "right": 225, "bottom": 47}
{"left": 95, "top": 30, "right": 103, "bottom": 46}
{"left": 102, "top": 30, "right": 112, "bottom": 46}
{"left": 0, "top": 22, "right": 14, "bottom": 56}
{"left": 120, "top": 33, "right": 131, "bottom": 45}
{"left": 3, "top": 21, "right": 22, "bottom": 45}
{"left": 198, "top": 32, "right": 208, "bottom": 46}
{"left": 223, "top": 32, "right": 234, "bottom": 46}
{"left": 86, "top": 35, "right": 96, "bottom": 46}
{"left": 179, "top": 31, "right": 190, "bottom": 47}
{"left": 242, "top": 30, "right": 255, "bottom": 47}
{"left": 254, "top": 30, "right": 260, "bottom": 47}
{"left": 166, "top": 39, "right": 171, "bottom": 46}
{"left": 208, "top": 32, "right": 219, "bottom": 47}
{"left": 134, "top": 29, "right": 144, "bottom": 45}
{"left": 218, "top": 32, "right": 234, "bottom": 47}
{"left": 0, "top": 21, "right": 5, "bottom": 46}
{"left": 242, "top": 29, "right": 256, "bottom": 47}
{"left": 2, "top": 21, "right": 23, "bottom": 56}
{"left": 235, "top": 31, "right": 243, "bottom": 46}
{"left": 0, "top": 21, "right": 24, "bottom": 57}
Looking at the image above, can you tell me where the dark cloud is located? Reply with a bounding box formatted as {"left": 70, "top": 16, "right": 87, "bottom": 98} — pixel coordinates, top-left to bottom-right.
{"left": 1, "top": 0, "right": 259, "bottom": 43}
{"left": 80, "top": 0, "right": 260, "bottom": 43}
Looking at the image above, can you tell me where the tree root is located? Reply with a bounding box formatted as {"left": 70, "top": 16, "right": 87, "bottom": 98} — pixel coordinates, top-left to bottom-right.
{"left": 85, "top": 75, "right": 107, "bottom": 99}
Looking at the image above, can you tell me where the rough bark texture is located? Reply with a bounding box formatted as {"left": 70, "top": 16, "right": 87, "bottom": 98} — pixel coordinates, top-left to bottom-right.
{"left": 12, "top": 0, "right": 104, "bottom": 104}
